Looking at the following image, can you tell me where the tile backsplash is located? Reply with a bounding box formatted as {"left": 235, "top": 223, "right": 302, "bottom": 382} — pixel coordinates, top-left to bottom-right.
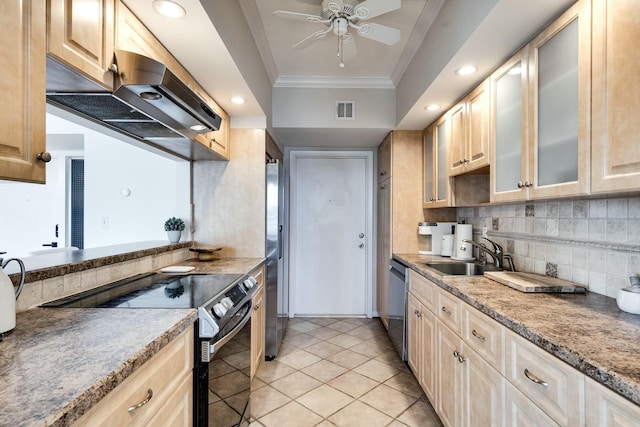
{"left": 457, "top": 196, "right": 640, "bottom": 298}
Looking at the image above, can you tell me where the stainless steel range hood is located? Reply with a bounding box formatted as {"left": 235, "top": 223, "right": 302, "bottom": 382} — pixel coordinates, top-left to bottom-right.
{"left": 46, "top": 50, "right": 223, "bottom": 160}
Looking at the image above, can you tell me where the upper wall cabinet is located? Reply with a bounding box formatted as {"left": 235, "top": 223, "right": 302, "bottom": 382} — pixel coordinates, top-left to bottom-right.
{"left": 591, "top": 0, "right": 640, "bottom": 194}
{"left": 490, "top": 50, "right": 529, "bottom": 203}
{"left": 48, "top": 0, "right": 115, "bottom": 90}
{"left": 526, "top": 0, "right": 590, "bottom": 199}
{"left": 0, "top": 0, "right": 47, "bottom": 183}
{"left": 491, "top": 0, "right": 590, "bottom": 202}
{"left": 115, "top": 2, "right": 230, "bottom": 160}
{"left": 424, "top": 118, "right": 451, "bottom": 208}
{"left": 447, "top": 79, "right": 491, "bottom": 177}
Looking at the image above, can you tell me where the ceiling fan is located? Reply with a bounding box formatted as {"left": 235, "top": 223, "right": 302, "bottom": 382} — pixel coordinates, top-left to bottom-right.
{"left": 273, "top": 0, "right": 402, "bottom": 67}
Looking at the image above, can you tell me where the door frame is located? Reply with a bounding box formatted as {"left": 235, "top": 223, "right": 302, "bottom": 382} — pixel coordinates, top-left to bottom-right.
{"left": 288, "top": 150, "right": 374, "bottom": 318}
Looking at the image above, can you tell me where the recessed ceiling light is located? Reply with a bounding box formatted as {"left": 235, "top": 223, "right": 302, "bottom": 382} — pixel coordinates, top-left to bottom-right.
{"left": 152, "top": 0, "right": 186, "bottom": 19}
{"left": 425, "top": 104, "right": 441, "bottom": 112}
{"left": 230, "top": 96, "right": 246, "bottom": 105}
{"left": 455, "top": 65, "right": 477, "bottom": 76}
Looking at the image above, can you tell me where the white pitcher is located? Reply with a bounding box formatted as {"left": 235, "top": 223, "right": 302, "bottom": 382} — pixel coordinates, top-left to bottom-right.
{"left": 0, "top": 253, "right": 26, "bottom": 334}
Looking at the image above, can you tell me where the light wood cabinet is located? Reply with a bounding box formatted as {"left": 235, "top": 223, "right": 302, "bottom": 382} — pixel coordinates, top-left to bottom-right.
{"left": 437, "top": 321, "right": 465, "bottom": 427}
{"left": 591, "top": 0, "right": 640, "bottom": 194}
{"left": 377, "top": 135, "right": 391, "bottom": 182}
{"left": 0, "top": 0, "right": 46, "bottom": 183}
{"left": 585, "top": 377, "right": 640, "bottom": 426}
{"left": 115, "top": 2, "right": 230, "bottom": 160}
{"left": 462, "top": 305, "right": 505, "bottom": 374}
{"left": 526, "top": 0, "right": 590, "bottom": 199}
{"left": 437, "top": 288, "right": 462, "bottom": 335}
{"left": 447, "top": 80, "right": 491, "bottom": 177}
{"left": 47, "top": 0, "right": 115, "bottom": 90}
{"left": 407, "top": 292, "right": 436, "bottom": 404}
{"left": 375, "top": 131, "right": 423, "bottom": 327}
{"left": 505, "top": 329, "right": 584, "bottom": 426}
{"left": 464, "top": 344, "right": 504, "bottom": 427}
{"left": 505, "top": 381, "right": 560, "bottom": 427}
{"left": 250, "top": 265, "right": 265, "bottom": 380}
{"left": 73, "top": 326, "right": 194, "bottom": 426}
{"left": 423, "top": 119, "right": 451, "bottom": 208}
{"left": 491, "top": 0, "right": 590, "bottom": 202}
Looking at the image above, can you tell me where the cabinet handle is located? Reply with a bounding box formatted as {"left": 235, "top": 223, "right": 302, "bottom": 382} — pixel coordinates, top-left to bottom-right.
{"left": 524, "top": 181, "right": 532, "bottom": 187}
{"left": 471, "top": 329, "right": 486, "bottom": 341}
{"left": 380, "top": 171, "right": 387, "bottom": 176}
{"left": 254, "top": 304, "right": 260, "bottom": 310}
{"left": 459, "top": 159, "right": 465, "bottom": 165}
{"left": 453, "top": 350, "right": 460, "bottom": 358}
{"left": 458, "top": 354, "right": 466, "bottom": 363}
{"left": 414, "top": 310, "right": 422, "bottom": 318}
{"left": 517, "top": 181, "right": 524, "bottom": 189}
{"left": 441, "top": 306, "right": 452, "bottom": 315}
{"left": 524, "top": 369, "right": 548, "bottom": 387}
{"left": 128, "top": 389, "right": 154, "bottom": 412}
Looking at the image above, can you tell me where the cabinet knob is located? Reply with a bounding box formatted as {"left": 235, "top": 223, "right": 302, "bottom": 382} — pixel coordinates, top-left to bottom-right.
{"left": 524, "top": 180, "right": 532, "bottom": 187}
{"left": 459, "top": 159, "right": 465, "bottom": 165}
{"left": 37, "top": 152, "right": 52, "bottom": 163}
{"left": 517, "top": 181, "right": 524, "bottom": 189}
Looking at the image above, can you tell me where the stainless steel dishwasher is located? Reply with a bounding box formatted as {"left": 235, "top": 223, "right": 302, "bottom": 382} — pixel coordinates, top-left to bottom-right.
{"left": 388, "top": 259, "right": 408, "bottom": 361}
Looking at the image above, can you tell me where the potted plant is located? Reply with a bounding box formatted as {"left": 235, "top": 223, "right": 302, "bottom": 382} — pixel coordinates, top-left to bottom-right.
{"left": 164, "top": 217, "right": 185, "bottom": 243}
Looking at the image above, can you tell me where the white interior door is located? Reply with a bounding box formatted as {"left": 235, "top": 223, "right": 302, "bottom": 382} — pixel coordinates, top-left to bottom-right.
{"left": 290, "top": 151, "right": 373, "bottom": 317}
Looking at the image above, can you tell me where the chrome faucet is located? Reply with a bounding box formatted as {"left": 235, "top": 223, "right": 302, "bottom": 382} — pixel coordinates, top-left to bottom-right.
{"left": 462, "top": 237, "right": 504, "bottom": 269}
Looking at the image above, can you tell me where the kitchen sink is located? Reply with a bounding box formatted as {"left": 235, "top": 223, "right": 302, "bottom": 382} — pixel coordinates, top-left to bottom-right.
{"left": 423, "top": 262, "right": 501, "bottom": 276}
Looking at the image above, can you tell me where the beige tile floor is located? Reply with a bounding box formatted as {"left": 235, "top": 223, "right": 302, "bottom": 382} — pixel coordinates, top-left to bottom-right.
{"left": 249, "top": 317, "right": 443, "bottom": 427}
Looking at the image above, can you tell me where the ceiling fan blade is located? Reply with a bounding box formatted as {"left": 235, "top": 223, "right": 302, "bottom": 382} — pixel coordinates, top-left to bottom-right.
{"left": 355, "top": 22, "right": 401, "bottom": 45}
{"left": 292, "top": 27, "right": 332, "bottom": 49}
{"left": 353, "top": 0, "right": 401, "bottom": 20}
{"left": 342, "top": 35, "right": 357, "bottom": 62}
{"left": 273, "top": 10, "right": 329, "bottom": 24}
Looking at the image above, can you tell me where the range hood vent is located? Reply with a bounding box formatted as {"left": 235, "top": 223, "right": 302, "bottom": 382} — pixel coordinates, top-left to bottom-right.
{"left": 46, "top": 50, "right": 223, "bottom": 161}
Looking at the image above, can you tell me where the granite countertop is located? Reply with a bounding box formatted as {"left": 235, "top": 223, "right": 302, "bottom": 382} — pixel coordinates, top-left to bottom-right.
{"left": 0, "top": 256, "right": 265, "bottom": 427}
{"left": 395, "top": 253, "right": 640, "bottom": 406}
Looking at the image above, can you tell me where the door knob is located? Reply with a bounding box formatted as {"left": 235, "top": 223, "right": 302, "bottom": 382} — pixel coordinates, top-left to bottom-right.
{"left": 358, "top": 233, "right": 364, "bottom": 238}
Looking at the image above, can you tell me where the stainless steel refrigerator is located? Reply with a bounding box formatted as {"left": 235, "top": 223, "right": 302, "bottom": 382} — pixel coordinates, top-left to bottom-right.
{"left": 265, "top": 160, "right": 287, "bottom": 359}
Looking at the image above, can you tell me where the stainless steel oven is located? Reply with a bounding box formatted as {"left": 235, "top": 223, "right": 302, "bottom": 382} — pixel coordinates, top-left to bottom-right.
{"left": 42, "top": 271, "right": 259, "bottom": 427}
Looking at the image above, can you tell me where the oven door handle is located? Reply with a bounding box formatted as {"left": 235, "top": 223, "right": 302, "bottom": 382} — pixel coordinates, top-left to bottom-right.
{"left": 206, "top": 304, "right": 253, "bottom": 360}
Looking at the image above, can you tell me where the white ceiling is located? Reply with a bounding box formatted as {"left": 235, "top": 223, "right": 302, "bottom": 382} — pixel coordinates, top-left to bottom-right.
{"left": 123, "top": 0, "right": 575, "bottom": 149}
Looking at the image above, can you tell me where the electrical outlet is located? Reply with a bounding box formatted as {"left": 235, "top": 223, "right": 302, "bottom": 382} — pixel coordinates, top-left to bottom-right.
{"left": 482, "top": 227, "right": 488, "bottom": 238}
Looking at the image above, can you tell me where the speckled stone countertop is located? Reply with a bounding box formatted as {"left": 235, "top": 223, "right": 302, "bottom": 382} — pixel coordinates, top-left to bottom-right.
{"left": 0, "top": 257, "right": 264, "bottom": 427}
{"left": 395, "top": 253, "right": 640, "bottom": 406}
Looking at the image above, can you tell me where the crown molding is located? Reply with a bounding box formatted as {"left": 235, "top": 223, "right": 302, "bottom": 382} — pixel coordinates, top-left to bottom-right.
{"left": 391, "top": 0, "right": 445, "bottom": 85}
{"left": 274, "top": 75, "right": 395, "bottom": 89}
{"left": 238, "top": 0, "right": 278, "bottom": 85}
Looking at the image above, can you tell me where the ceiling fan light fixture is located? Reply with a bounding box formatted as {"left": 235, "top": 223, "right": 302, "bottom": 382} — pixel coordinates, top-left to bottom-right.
{"left": 152, "top": 0, "right": 186, "bottom": 19}
{"left": 455, "top": 65, "right": 477, "bottom": 76}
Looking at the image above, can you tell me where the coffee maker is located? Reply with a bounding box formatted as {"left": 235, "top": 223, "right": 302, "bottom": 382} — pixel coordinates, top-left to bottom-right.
{"left": 418, "top": 222, "right": 457, "bottom": 255}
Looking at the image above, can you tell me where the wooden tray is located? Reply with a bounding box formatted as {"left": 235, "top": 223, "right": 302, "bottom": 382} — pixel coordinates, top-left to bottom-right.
{"left": 189, "top": 246, "right": 222, "bottom": 261}
{"left": 484, "top": 271, "right": 587, "bottom": 293}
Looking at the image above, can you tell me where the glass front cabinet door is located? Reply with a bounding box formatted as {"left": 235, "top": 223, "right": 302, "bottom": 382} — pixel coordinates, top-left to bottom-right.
{"left": 527, "top": 0, "right": 590, "bottom": 199}
{"left": 423, "top": 118, "right": 451, "bottom": 208}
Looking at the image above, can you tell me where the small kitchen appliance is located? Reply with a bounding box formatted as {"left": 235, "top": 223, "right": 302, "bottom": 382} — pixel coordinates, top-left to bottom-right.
{"left": 452, "top": 224, "right": 474, "bottom": 260}
{"left": 441, "top": 235, "right": 454, "bottom": 257}
{"left": 417, "top": 222, "right": 456, "bottom": 255}
{"left": 0, "top": 253, "right": 26, "bottom": 334}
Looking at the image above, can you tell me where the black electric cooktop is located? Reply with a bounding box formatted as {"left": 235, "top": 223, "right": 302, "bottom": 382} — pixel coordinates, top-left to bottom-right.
{"left": 41, "top": 272, "right": 244, "bottom": 309}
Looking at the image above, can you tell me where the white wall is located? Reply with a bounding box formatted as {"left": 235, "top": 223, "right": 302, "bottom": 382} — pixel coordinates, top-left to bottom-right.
{"left": 0, "top": 113, "right": 191, "bottom": 258}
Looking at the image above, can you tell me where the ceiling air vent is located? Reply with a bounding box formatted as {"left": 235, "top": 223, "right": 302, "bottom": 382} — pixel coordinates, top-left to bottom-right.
{"left": 336, "top": 100, "right": 355, "bottom": 120}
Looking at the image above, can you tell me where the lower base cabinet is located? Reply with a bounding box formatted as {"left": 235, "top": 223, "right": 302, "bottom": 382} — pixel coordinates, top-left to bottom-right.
{"left": 504, "top": 381, "right": 560, "bottom": 427}
{"left": 585, "top": 377, "right": 640, "bottom": 427}
{"left": 406, "top": 267, "right": 640, "bottom": 427}
{"left": 74, "top": 326, "right": 194, "bottom": 426}
{"left": 250, "top": 265, "right": 265, "bottom": 380}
